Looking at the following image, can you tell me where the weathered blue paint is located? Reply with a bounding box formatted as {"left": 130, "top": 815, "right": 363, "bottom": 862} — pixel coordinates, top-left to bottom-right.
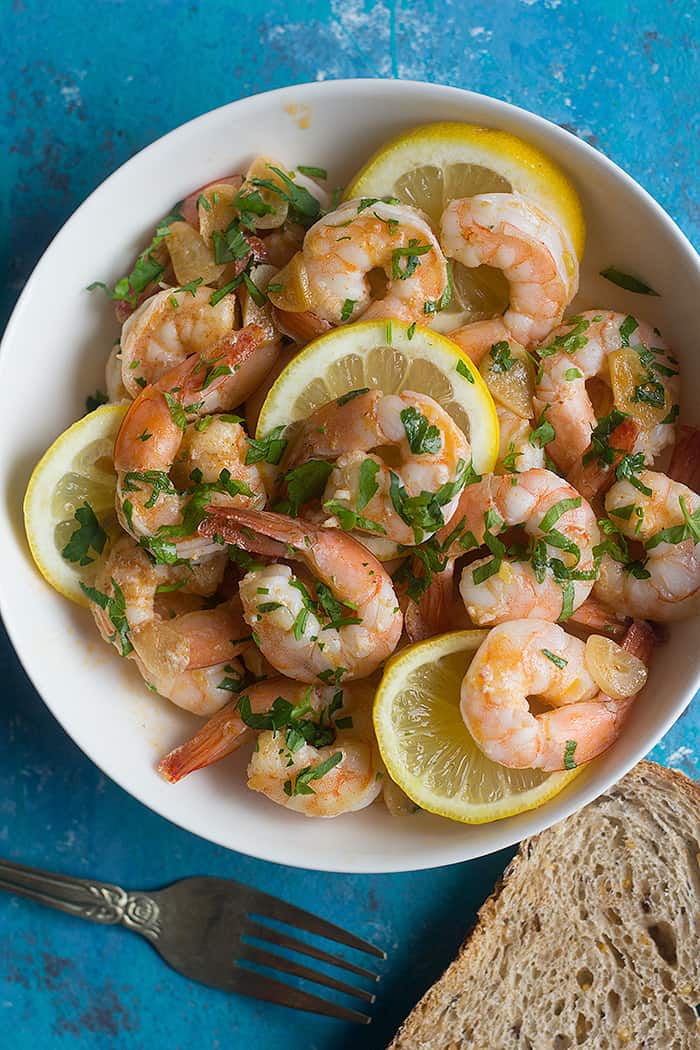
{"left": 0, "top": 1, "right": 697, "bottom": 1046}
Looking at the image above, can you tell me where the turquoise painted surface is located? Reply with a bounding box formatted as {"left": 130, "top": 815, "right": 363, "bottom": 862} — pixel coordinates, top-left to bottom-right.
{"left": 0, "top": 0, "right": 698, "bottom": 1046}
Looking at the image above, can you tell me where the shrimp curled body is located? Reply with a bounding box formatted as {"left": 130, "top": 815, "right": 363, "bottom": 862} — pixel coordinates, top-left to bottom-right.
{"left": 89, "top": 536, "right": 249, "bottom": 714}
{"left": 440, "top": 468, "right": 599, "bottom": 625}
{"left": 199, "top": 508, "right": 403, "bottom": 681}
{"left": 158, "top": 678, "right": 382, "bottom": 817}
{"left": 119, "top": 286, "right": 278, "bottom": 403}
{"left": 595, "top": 470, "right": 700, "bottom": 621}
{"left": 113, "top": 327, "right": 268, "bottom": 550}
{"left": 442, "top": 193, "right": 578, "bottom": 347}
{"left": 534, "top": 310, "right": 679, "bottom": 475}
{"left": 461, "top": 619, "right": 652, "bottom": 770}
{"left": 272, "top": 199, "right": 448, "bottom": 326}
{"left": 284, "top": 389, "right": 471, "bottom": 544}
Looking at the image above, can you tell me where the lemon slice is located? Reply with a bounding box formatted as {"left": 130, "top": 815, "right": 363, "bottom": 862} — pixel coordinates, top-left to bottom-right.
{"left": 256, "top": 319, "right": 499, "bottom": 475}
{"left": 374, "top": 631, "right": 581, "bottom": 823}
{"left": 346, "top": 123, "right": 585, "bottom": 332}
{"left": 23, "top": 403, "right": 128, "bottom": 606}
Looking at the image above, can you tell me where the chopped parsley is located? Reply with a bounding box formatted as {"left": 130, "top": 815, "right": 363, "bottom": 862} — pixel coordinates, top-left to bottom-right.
{"left": 456, "top": 359, "right": 475, "bottom": 384}
{"left": 400, "top": 406, "right": 442, "bottom": 455}
{"left": 340, "top": 298, "right": 356, "bottom": 322}
{"left": 357, "top": 458, "right": 380, "bottom": 511}
{"left": 389, "top": 459, "right": 469, "bottom": 543}
{"left": 563, "top": 739, "right": 578, "bottom": 769}
{"left": 122, "top": 470, "right": 177, "bottom": 508}
{"left": 322, "top": 500, "right": 386, "bottom": 534}
{"left": 79, "top": 579, "right": 133, "bottom": 657}
{"left": 529, "top": 406, "right": 556, "bottom": 449}
{"left": 175, "top": 277, "right": 203, "bottom": 297}
{"left": 245, "top": 425, "right": 287, "bottom": 466}
{"left": 488, "top": 340, "right": 516, "bottom": 373}
{"left": 109, "top": 204, "right": 183, "bottom": 306}
{"left": 600, "top": 267, "right": 659, "bottom": 296}
{"left": 85, "top": 390, "right": 109, "bottom": 413}
{"left": 251, "top": 165, "right": 321, "bottom": 227}
{"left": 337, "top": 387, "right": 370, "bottom": 407}
{"left": 645, "top": 495, "right": 700, "bottom": 550}
{"left": 542, "top": 648, "right": 568, "bottom": 670}
{"left": 284, "top": 751, "right": 343, "bottom": 796}
{"left": 391, "top": 239, "right": 432, "bottom": 281}
{"left": 297, "top": 164, "right": 328, "bottom": 180}
{"left": 212, "top": 220, "right": 252, "bottom": 265}
{"left": 539, "top": 497, "right": 582, "bottom": 534}
{"left": 619, "top": 314, "right": 639, "bottom": 346}
{"left": 277, "top": 460, "right": 334, "bottom": 517}
{"left": 61, "top": 503, "right": 107, "bottom": 566}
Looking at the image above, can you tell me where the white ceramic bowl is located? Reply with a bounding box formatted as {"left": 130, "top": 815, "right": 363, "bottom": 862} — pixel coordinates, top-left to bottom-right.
{"left": 2, "top": 80, "right": 698, "bottom": 873}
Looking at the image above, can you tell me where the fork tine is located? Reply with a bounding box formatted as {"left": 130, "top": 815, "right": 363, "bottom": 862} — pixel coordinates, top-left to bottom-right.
{"left": 237, "top": 943, "right": 376, "bottom": 1003}
{"left": 230, "top": 965, "right": 372, "bottom": 1023}
{"left": 249, "top": 890, "right": 386, "bottom": 958}
{"left": 244, "top": 919, "right": 381, "bottom": 981}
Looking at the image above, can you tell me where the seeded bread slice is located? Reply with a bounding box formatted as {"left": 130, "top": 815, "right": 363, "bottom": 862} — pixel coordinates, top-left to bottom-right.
{"left": 389, "top": 761, "right": 700, "bottom": 1050}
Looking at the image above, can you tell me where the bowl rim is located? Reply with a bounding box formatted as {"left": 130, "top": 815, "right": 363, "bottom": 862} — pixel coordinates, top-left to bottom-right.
{"left": 2, "top": 77, "right": 699, "bottom": 873}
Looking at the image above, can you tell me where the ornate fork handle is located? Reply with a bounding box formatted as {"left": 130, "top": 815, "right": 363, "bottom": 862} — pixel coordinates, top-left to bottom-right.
{"left": 0, "top": 859, "right": 161, "bottom": 940}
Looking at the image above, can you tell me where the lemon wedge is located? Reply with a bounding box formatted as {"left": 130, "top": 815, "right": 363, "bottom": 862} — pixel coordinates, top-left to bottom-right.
{"left": 373, "top": 631, "right": 581, "bottom": 823}
{"left": 346, "top": 122, "right": 585, "bottom": 332}
{"left": 256, "top": 319, "right": 499, "bottom": 476}
{"left": 23, "top": 403, "right": 127, "bottom": 606}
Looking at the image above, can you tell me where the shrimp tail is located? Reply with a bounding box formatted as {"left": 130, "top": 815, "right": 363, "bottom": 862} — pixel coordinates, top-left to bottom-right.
{"left": 616, "top": 618, "right": 656, "bottom": 668}
{"left": 668, "top": 425, "right": 700, "bottom": 492}
{"left": 568, "top": 596, "right": 630, "bottom": 639}
{"left": 200, "top": 506, "right": 305, "bottom": 556}
{"left": 157, "top": 699, "right": 251, "bottom": 783}
{"left": 404, "top": 558, "right": 466, "bottom": 642}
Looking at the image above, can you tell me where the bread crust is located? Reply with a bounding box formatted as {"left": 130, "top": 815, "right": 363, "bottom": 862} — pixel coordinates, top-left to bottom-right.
{"left": 388, "top": 761, "right": 700, "bottom": 1050}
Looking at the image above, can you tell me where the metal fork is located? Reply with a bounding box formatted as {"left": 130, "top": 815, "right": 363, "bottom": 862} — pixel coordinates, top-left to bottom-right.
{"left": 0, "top": 859, "right": 385, "bottom": 1023}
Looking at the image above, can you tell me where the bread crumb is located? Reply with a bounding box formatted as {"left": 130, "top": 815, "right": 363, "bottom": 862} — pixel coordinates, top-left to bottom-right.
{"left": 617, "top": 1028, "right": 630, "bottom": 1043}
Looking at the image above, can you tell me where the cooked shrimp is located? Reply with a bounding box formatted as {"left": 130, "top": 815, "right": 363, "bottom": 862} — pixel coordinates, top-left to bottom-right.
{"left": 567, "top": 415, "right": 641, "bottom": 503}
{"left": 595, "top": 470, "right": 700, "bottom": 621}
{"left": 158, "top": 677, "right": 383, "bottom": 817}
{"left": 113, "top": 327, "right": 267, "bottom": 549}
{"left": 120, "top": 285, "right": 279, "bottom": 403}
{"left": 283, "top": 389, "right": 471, "bottom": 543}
{"left": 270, "top": 199, "right": 448, "bottom": 327}
{"left": 533, "top": 311, "right": 679, "bottom": 474}
{"left": 402, "top": 557, "right": 469, "bottom": 642}
{"left": 199, "top": 508, "right": 403, "bottom": 681}
{"left": 88, "top": 535, "right": 251, "bottom": 714}
{"left": 437, "top": 468, "right": 599, "bottom": 625}
{"left": 460, "top": 619, "right": 653, "bottom": 770}
{"left": 249, "top": 692, "right": 381, "bottom": 817}
{"left": 441, "top": 193, "right": 578, "bottom": 346}
{"left": 158, "top": 677, "right": 310, "bottom": 782}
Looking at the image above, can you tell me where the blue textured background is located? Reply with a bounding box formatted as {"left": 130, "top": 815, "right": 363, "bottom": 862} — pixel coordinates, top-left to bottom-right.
{"left": 1, "top": 1, "right": 698, "bottom": 1047}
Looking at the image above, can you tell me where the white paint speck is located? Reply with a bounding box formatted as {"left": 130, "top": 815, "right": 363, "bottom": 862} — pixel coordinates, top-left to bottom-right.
{"left": 60, "top": 84, "right": 82, "bottom": 108}
{"left": 469, "top": 26, "right": 493, "bottom": 40}
{"left": 665, "top": 745, "right": 696, "bottom": 768}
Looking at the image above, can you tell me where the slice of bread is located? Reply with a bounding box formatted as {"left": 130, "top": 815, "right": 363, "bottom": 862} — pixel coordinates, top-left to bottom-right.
{"left": 389, "top": 762, "right": 700, "bottom": 1049}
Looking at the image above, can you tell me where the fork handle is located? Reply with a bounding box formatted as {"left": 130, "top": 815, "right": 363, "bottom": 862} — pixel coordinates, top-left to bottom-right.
{"left": 0, "top": 859, "right": 161, "bottom": 940}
